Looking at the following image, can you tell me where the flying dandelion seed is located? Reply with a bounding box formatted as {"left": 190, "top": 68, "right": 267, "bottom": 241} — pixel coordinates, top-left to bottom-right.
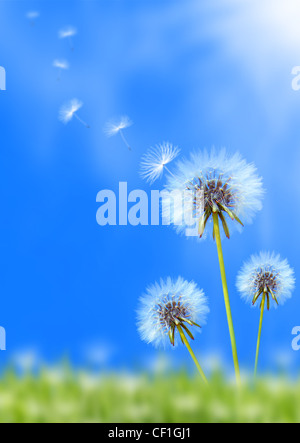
{"left": 104, "top": 116, "right": 133, "bottom": 150}
{"left": 53, "top": 59, "right": 69, "bottom": 81}
{"left": 237, "top": 252, "right": 295, "bottom": 377}
{"left": 140, "top": 142, "right": 180, "bottom": 184}
{"left": 26, "top": 11, "right": 40, "bottom": 26}
{"left": 58, "top": 26, "right": 77, "bottom": 51}
{"left": 59, "top": 99, "right": 90, "bottom": 128}
{"left": 137, "top": 277, "right": 209, "bottom": 384}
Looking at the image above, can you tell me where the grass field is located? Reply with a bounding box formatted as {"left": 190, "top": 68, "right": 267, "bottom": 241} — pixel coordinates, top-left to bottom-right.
{"left": 0, "top": 366, "right": 299, "bottom": 423}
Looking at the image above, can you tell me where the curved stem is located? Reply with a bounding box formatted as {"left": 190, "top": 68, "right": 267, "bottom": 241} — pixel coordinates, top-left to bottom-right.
{"left": 212, "top": 212, "right": 241, "bottom": 387}
{"left": 74, "top": 113, "right": 90, "bottom": 128}
{"left": 177, "top": 324, "right": 208, "bottom": 385}
{"left": 119, "top": 130, "right": 131, "bottom": 150}
{"left": 68, "top": 36, "right": 74, "bottom": 51}
{"left": 57, "top": 69, "right": 61, "bottom": 82}
{"left": 164, "top": 165, "right": 178, "bottom": 180}
{"left": 254, "top": 291, "right": 266, "bottom": 378}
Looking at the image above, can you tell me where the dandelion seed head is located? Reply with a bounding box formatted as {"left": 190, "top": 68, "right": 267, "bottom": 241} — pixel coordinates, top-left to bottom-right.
{"left": 140, "top": 142, "right": 180, "bottom": 184}
{"left": 59, "top": 98, "right": 83, "bottom": 124}
{"left": 163, "top": 148, "right": 264, "bottom": 239}
{"left": 59, "top": 26, "right": 77, "bottom": 39}
{"left": 236, "top": 252, "right": 295, "bottom": 309}
{"left": 103, "top": 116, "right": 133, "bottom": 137}
{"left": 26, "top": 11, "right": 40, "bottom": 19}
{"left": 53, "top": 59, "right": 69, "bottom": 70}
{"left": 137, "top": 277, "right": 209, "bottom": 348}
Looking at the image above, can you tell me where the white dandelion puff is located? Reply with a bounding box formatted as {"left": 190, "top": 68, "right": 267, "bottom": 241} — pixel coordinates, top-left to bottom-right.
{"left": 137, "top": 277, "right": 209, "bottom": 383}
{"left": 53, "top": 60, "right": 69, "bottom": 70}
{"left": 103, "top": 116, "right": 133, "bottom": 150}
{"left": 137, "top": 277, "right": 209, "bottom": 348}
{"left": 53, "top": 59, "right": 69, "bottom": 81}
{"left": 26, "top": 11, "right": 40, "bottom": 26}
{"left": 59, "top": 98, "right": 90, "bottom": 128}
{"left": 237, "top": 251, "right": 295, "bottom": 310}
{"left": 163, "top": 148, "right": 264, "bottom": 239}
{"left": 58, "top": 26, "right": 77, "bottom": 51}
{"left": 237, "top": 252, "right": 295, "bottom": 377}
{"left": 140, "top": 142, "right": 180, "bottom": 184}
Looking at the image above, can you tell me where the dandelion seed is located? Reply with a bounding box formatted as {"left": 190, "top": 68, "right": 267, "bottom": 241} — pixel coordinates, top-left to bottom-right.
{"left": 53, "top": 59, "right": 69, "bottom": 81}
{"left": 104, "top": 116, "right": 133, "bottom": 150}
{"left": 137, "top": 277, "right": 209, "bottom": 384}
{"left": 59, "top": 98, "right": 90, "bottom": 128}
{"left": 26, "top": 11, "right": 40, "bottom": 26}
{"left": 58, "top": 26, "right": 77, "bottom": 51}
{"left": 236, "top": 252, "right": 295, "bottom": 377}
{"left": 140, "top": 142, "right": 180, "bottom": 184}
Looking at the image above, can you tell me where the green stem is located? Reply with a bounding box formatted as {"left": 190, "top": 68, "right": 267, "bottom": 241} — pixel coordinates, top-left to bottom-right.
{"left": 177, "top": 324, "right": 208, "bottom": 385}
{"left": 212, "top": 212, "right": 241, "bottom": 387}
{"left": 254, "top": 291, "right": 266, "bottom": 378}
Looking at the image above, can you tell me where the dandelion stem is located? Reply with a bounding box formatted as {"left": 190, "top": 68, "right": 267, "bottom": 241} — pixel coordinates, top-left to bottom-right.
{"left": 119, "top": 130, "right": 131, "bottom": 151}
{"left": 68, "top": 37, "right": 74, "bottom": 51}
{"left": 74, "top": 113, "right": 90, "bottom": 128}
{"left": 212, "top": 212, "right": 241, "bottom": 387}
{"left": 177, "top": 324, "right": 208, "bottom": 385}
{"left": 254, "top": 291, "right": 266, "bottom": 378}
{"left": 164, "top": 165, "right": 177, "bottom": 180}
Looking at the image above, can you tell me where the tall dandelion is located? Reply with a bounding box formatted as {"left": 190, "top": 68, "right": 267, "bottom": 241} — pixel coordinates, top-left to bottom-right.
{"left": 137, "top": 277, "right": 209, "bottom": 384}
{"left": 163, "top": 149, "right": 264, "bottom": 386}
{"left": 26, "top": 11, "right": 40, "bottom": 26}
{"left": 104, "top": 116, "right": 133, "bottom": 150}
{"left": 59, "top": 26, "right": 77, "bottom": 51}
{"left": 237, "top": 252, "right": 295, "bottom": 377}
{"left": 59, "top": 99, "right": 90, "bottom": 128}
{"left": 140, "top": 142, "right": 180, "bottom": 184}
{"left": 53, "top": 59, "right": 69, "bottom": 81}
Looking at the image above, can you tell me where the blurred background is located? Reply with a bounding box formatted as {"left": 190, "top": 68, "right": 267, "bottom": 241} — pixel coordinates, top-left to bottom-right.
{"left": 0, "top": 0, "right": 300, "bottom": 421}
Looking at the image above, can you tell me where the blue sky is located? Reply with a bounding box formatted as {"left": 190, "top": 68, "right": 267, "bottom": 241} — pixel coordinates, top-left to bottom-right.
{"left": 0, "top": 0, "right": 299, "bottom": 376}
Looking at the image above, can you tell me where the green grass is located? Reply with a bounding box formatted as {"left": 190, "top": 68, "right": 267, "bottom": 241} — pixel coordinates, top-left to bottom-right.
{"left": 0, "top": 367, "right": 299, "bottom": 423}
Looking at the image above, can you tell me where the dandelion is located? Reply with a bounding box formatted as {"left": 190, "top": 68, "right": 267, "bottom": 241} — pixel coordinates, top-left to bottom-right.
{"left": 26, "top": 11, "right": 40, "bottom": 26}
{"left": 140, "top": 142, "right": 180, "bottom": 184}
{"left": 164, "top": 149, "right": 263, "bottom": 239}
{"left": 59, "top": 98, "right": 90, "bottom": 128}
{"left": 163, "top": 149, "right": 264, "bottom": 386}
{"left": 53, "top": 59, "right": 69, "bottom": 81}
{"left": 137, "top": 276, "right": 209, "bottom": 384}
{"left": 58, "top": 26, "right": 77, "bottom": 51}
{"left": 104, "top": 116, "right": 133, "bottom": 150}
{"left": 237, "top": 252, "right": 295, "bottom": 377}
